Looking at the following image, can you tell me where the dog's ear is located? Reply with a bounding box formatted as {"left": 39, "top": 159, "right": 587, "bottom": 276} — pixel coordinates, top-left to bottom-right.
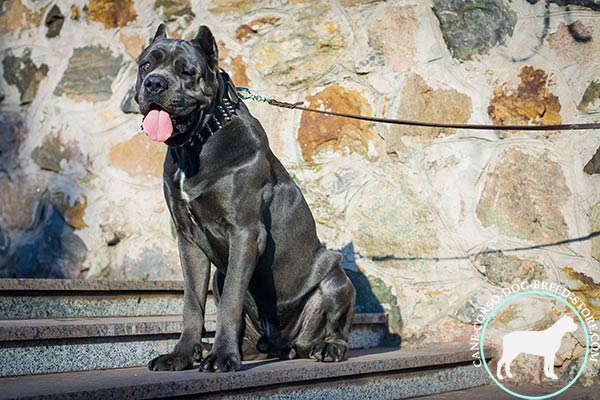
{"left": 193, "top": 25, "right": 218, "bottom": 70}
{"left": 152, "top": 23, "right": 167, "bottom": 42}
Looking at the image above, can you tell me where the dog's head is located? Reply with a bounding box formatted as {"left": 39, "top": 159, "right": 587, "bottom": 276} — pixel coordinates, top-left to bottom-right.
{"left": 135, "top": 24, "right": 219, "bottom": 146}
{"left": 557, "top": 315, "right": 578, "bottom": 333}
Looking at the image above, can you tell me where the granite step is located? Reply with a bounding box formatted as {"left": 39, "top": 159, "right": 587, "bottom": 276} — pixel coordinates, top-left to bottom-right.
{"left": 0, "top": 344, "right": 492, "bottom": 400}
{"left": 0, "top": 313, "right": 389, "bottom": 377}
{"left": 0, "top": 279, "right": 190, "bottom": 319}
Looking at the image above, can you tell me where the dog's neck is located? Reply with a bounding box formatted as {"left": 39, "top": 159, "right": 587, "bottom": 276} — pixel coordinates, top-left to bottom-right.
{"left": 169, "top": 71, "right": 239, "bottom": 177}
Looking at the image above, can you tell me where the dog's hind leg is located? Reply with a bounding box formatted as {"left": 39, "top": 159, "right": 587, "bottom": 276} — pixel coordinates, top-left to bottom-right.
{"left": 496, "top": 355, "right": 506, "bottom": 380}
{"left": 292, "top": 262, "right": 355, "bottom": 362}
{"left": 505, "top": 354, "right": 516, "bottom": 379}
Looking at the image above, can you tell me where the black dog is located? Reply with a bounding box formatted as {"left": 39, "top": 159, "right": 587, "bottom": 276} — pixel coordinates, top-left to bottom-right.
{"left": 136, "top": 24, "right": 355, "bottom": 373}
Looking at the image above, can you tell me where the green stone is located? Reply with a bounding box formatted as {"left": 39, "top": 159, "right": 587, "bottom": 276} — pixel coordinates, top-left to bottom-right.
{"left": 54, "top": 46, "right": 123, "bottom": 102}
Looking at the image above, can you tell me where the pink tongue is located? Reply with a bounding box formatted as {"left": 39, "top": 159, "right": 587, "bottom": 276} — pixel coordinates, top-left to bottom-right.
{"left": 142, "top": 109, "right": 173, "bottom": 142}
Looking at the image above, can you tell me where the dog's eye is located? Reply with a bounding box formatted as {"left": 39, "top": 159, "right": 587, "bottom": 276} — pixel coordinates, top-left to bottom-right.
{"left": 182, "top": 68, "right": 196, "bottom": 77}
{"left": 141, "top": 62, "right": 151, "bottom": 72}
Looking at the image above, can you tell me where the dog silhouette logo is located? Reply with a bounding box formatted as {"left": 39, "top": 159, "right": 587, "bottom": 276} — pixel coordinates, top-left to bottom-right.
{"left": 496, "top": 315, "right": 578, "bottom": 380}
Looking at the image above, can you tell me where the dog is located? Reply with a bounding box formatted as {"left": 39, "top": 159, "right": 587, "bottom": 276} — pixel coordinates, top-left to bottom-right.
{"left": 135, "top": 24, "right": 356, "bottom": 373}
{"left": 496, "top": 315, "right": 578, "bottom": 380}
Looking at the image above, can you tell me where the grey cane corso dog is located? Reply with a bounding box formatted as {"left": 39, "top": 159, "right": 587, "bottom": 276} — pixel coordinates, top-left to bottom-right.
{"left": 135, "top": 24, "right": 355, "bottom": 373}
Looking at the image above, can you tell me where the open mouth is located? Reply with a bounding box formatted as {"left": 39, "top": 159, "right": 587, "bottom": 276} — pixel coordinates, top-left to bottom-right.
{"left": 142, "top": 104, "right": 175, "bottom": 143}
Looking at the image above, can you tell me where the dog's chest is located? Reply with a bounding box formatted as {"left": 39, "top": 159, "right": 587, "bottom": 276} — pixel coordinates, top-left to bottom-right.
{"left": 169, "top": 169, "right": 228, "bottom": 265}
{"left": 176, "top": 169, "right": 190, "bottom": 201}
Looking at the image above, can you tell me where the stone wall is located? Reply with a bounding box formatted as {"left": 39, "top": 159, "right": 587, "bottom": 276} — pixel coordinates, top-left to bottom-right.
{"left": 1, "top": 0, "right": 600, "bottom": 381}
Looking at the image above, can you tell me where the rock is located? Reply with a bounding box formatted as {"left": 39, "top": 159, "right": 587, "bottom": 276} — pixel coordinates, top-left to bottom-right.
{"left": 0, "top": 178, "right": 40, "bottom": 230}
{"left": 0, "top": 0, "right": 43, "bottom": 36}
{"left": 488, "top": 66, "right": 561, "bottom": 126}
{"left": 85, "top": 0, "right": 137, "bottom": 29}
{"left": 7, "top": 202, "right": 87, "bottom": 279}
{"left": 208, "top": 0, "right": 259, "bottom": 14}
{"left": 0, "top": 112, "right": 27, "bottom": 176}
{"left": 2, "top": 48, "right": 49, "bottom": 105}
{"left": 589, "top": 202, "right": 600, "bottom": 261}
{"left": 70, "top": 4, "right": 80, "bottom": 20}
{"left": 45, "top": 4, "right": 64, "bottom": 38}
{"left": 389, "top": 74, "right": 471, "bottom": 150}
{"left": 119, "top": 32, "right": 146, "bottom": 60}
{"left": 252, "top": 2, "right": 346, "bottom": 87}
{"left": 476, "top": 149, "right": 570, "bottom": 243}
{"left": 155, "top": 0, "right": 194, "bottom": 21}
{"left": 432, "top": 0, "right": 517, "bottom": 61}
{"left": 54, "top": 46, "right": 123, "bottom": 102}
{"left": 474, "top": 249, "right": 547, "bottom": 286}
{"left": 351, "top": 180, "right": 440, "bottom": 264}
{"left": 297, "top": 83, "right": 375, "bottom": 162}
{"left": 561, "top": 267, "right": 600, "bottom": 319}
{"left": 584, "top": 146, "right": 600, "bottom": 175}
{"left": 346, "top": 270, "right": 402, "bottom": 335}
{"left": 121, "top": 243, "right": 180, "bottom": 280}
{"left": 0, "top": 225, "right": 11, "bottom": 278}
{"left": 355, "top": 52, "right": 385, "bottom": 75}
{"left": 454, "top": 297, "right": 484, "bottom": 324}
{"left": 365, "top": 5, "right": 418, "bottom": 72}
{"left": 568, "top": 20, "right": 592, "bottom": 42}
{"left": 537, "top": 0, "right": 600, "bottom": 10}
{"left": 108, "top": 133, "right": 165, "bottom": 178}
{"left": 120, "top": 87, "right": 140, "bottom": 114}
{"left": 217, "top": 42, "right": 249, "bottom": 87}
{"left": 31, "top": 134, "right": 82, "bottom": 173}
{"left": 235, "top": 17, "right": 281, "bottom": 42}
{"left": 345, "top": 269, "right": 384, "bottom": 313}
{"left": 578, "top": 80, "right": 600, "bottom": 113}
{"left": 339, "top": 0, "right": 380, "bottom": 6}
{"left": 367, "top": 275, "right": 402, "bottom": 337}
{"left": 548, "top": 22, "right": 599, "bottom": 68}
{"left": 0, "top": 225, "right": 10, "bottom": 258}
{"left": 51, "top": 193, "right": 88, "bottom": 230}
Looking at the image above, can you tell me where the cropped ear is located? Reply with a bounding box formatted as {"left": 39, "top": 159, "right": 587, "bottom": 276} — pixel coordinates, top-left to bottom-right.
{"left": 152, "top": 23, "right": 167, "bottom": 42}
{"left": 193, "top": 25, "right": 218, "bottom": 70}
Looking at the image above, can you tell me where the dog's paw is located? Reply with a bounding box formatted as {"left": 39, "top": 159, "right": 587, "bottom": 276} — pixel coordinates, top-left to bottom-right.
{"left": 309, "top": 341, "right": 347, "bottom": 362}
{"left": 148, "top": 352, "right": 193, "bottom": 371}
{"left": 199, "top": 350, "right": 242, "bottom": 373}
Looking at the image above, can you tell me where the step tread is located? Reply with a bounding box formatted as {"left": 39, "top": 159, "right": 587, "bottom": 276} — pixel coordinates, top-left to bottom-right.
{"left": 0, "top": 344, "right": 482, "bottom": 400}
{"left": 0, "top": 313, "right": 386, "bottom": 342}
{"left": 0, "top": 279, "right": 184, "bottom": 292}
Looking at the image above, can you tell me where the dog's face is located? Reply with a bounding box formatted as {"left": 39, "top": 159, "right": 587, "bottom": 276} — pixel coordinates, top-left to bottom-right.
{"left": 135, "top": 24, "right": 219, "bottom": 146}
{"left": 558, "top": 315, "right": 578, "bottom": 333}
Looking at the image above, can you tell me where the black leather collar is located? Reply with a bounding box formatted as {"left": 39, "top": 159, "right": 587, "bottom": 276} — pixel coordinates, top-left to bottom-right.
{"left": 168, "top": 70, "right": 239, "bottom": 177}
{"left": 176, "top": 70, "right": 239, "bottom": 148}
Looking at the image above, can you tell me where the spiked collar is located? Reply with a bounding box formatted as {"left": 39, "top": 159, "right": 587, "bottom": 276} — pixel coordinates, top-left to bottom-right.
{"left": 168, "top": 71, "right": 239, "bottom": 177}
{"left": 175, "top": 70, "right": 239, "bottom": 148}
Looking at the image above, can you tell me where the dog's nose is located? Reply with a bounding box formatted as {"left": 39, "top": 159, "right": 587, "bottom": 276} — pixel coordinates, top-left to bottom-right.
{"left": 144, "top": 75, "right": 168, "bottom": 95}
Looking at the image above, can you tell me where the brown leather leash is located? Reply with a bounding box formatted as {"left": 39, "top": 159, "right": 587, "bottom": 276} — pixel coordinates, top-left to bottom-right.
{"left": 236, "top": 87, "right": 600, "bottom": 132}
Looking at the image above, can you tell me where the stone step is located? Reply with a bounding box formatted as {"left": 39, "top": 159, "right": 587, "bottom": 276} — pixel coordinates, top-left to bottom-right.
{"left": 0, "top": 344, "right": 491, "bottom": 400}
{"left": 0, "top": 279, "right": 189, "bottom": 319}
{"left": 0, "top": 313, "right": 390, "bottom": 377}
{"left": 0, "top": 278, "right": 379, "bottom": 320}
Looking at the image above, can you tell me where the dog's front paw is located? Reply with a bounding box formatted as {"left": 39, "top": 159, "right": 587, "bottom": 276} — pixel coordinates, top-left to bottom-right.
{"left": 148, "top": 352, "right": 193, "bottom": 371}
{"left": 199, "top": 349, "right": 242, "bottom": 372}
{"left": 309, "top": 340, "right": 348, "bottom": 362}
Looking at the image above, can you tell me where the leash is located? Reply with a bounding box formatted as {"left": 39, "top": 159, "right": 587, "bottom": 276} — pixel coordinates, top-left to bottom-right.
{"left": 236, "top": 87, "right": 600, "bottom": 132}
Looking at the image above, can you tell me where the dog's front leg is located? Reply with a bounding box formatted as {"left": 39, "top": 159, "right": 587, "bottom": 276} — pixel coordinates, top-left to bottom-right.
{"left": 200, "top": 229, "right": 262, "bottom": 372}
{"left": 149, "top": 236, "right": 211, "bottom": 371}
